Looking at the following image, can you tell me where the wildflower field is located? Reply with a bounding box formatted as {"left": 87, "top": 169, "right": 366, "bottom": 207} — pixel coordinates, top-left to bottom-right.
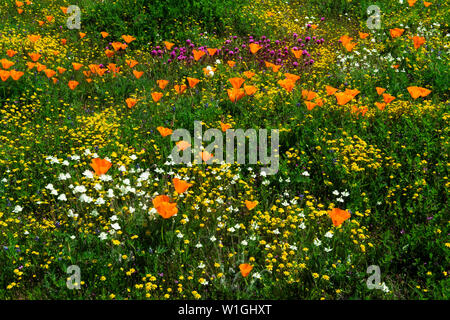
{"left": 0, "top": 0, "right": 448, "bottom": 300}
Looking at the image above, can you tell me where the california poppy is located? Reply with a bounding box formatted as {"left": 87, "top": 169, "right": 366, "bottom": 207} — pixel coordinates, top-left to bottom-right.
{"left": 0, "top": 70, "right": 10, "bottom": 81}
{"left": 239, "top": 264, "right": 253, "bottom": 277}
{"left": 245, "top": 200, "right": 258, "bottom": 210}
{"left": 249, "top": 43, "right": 262, "bottom": 54}
{"left": 79, "top": 32, "right": 86, "bottom": 39}
{"left": 122, "top": 35, "right": 136, "bottom": 43}
{"left": 376, "top": 87, "right": 386, "bottom": 95}
{"left": 408, "top": 0, "right": 417, "bottom": 6}
{"left": 187, "top": 77, "right": 200, "bottom": 88}
{"left": 375, "top": 102, "right": 386, "bottom": 111}
{"left": 126, "top": 98, "right": 137, "bottom": 108}
{"left": 68, "top": 80, "right": 79, "bottom": 90}
{"left": 227, "top": 88, "right": 245, "bottom": 102}
{"left": 152, "top": 195, "right": 178, "bottom": 219}
{"left": 390, "top": 28, "right": 404, "bottom": 38}
{"left": 0, "top": 59, "right": 14, "bottom": 69}
{"left": 172, "top": 178, "right": 192, "bottom": 194}
{"left": 72, "top": 62, "right": 83, "bottom": 71}
{"left": 335, "top": 92, "right": 353, "bottom": 105}
{"left": 10, "top": 70, "right": 24, "bottom": 81}
{"left": 207, "top": 48, "right": 217, "bottom": 56}
{"left": 344, "top": 41, "right": 357, "bottom": 52}
{"left": 407, "top": 86, "right": 431, "bottom": 99}
{"left": 285, "top": 73, "right": 300, "bottom": 84}
{"left": 90, "top": 158, "right": 112, "bottom": 176}
{"left": 174, "top": 84, "right": 187, "bottom": 95}
{"left": 243, "top": 71, "right": 255, "bottom": 79}
{"left": 412, "top": 36, "right": 425, "bottom": 49}
{"left": 105, "top": 50, "right": 115, "bottom": 58}
{"left": 328, "top": 208, "right": 351, "bottom": 227}
{"left": 302, "top": 90, "right": 317, "bottom": 101}
{"left": 151, "top": 92, "right": 163, "bottom": 102}
{"left": 27, "top": 62, "right": 36, "bottom": 70}
{"left": 339, "top": 35, "right": 353, "bottom": 45}
{"left": 192, "top": 49, "right": 206, "bottom": 61}
{"left": 291, "top": 48, "right": 302, "bottom": 59}
{"left": 164, "top": 41, "right": 175, "bottom": 50}
{"left": 265, "top": 61, "right": 281, "bottom": 72}
{"left": 28, "top": 52, "right": 41, "bottom": 62}
{"left": 227, "top": 60, "right": 236, "bottom": 68}
{"left": 229, "top": 77, "right": 245, "bottom": 90}
{"left": 157, "top": 80, "right": 169, "bottom": 90}
{"left": 278, "top": 79, "right": 295, "bottom": 93}
{"left": 220, "top": 122, "right": 232, "bottom": 132}
{"left": 382, "top": 93, "right": 396, "bottom": 104}
{"left": 6, "top": 49, "right": 17, "bottom": 57}
{"left": 126, "top": 59, "right": 138, "bottom": 68}
{"left": 305, "top": 101, "right": 317, "bottom": 111}
{"left": 157, "top": 127, "right": 173, "bottom": 137}
{"left": 359, "top": 32, "right": 369, "bottom": 39}
{"left": 423, "top": 1, "right": 432, "bottom": 7}
{"left": 244, "top": 85, "right": 257, "bottom": 96}
{"left": 100, "top": 32, "right": 109, "bottom": 38}
{"left": 133, "top": 70, "right": 144, "bottom": 79}
{"left": 44, "top": 69, "right": 56, "bottom": 78}
{"left": 176, "top": 140, "right": 191, "bottom": 151}
{"left": 326, "top": 85, "right": 338, "bottom": 96}
{"left": 199, "top": 151, "right": 214, "bottom": 162}
{"left": 27, "top": 34, "right": 41, "bottom": 43}
{"left": 60, "top": 6, "right": 68, "bottom": 14}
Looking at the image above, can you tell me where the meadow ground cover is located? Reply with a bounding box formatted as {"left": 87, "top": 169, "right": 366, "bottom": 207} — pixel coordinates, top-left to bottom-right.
{"left": 0, "top": 0, "right": 448, "bottom": 300}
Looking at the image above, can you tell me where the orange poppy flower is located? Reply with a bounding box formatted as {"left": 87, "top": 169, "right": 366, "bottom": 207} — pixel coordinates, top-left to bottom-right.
{"left": 227, "top": 60, "right": 236, "bottom": 68}
{"left": 192, "top": 49, "right": 206, "bottom": 61}
{"left": 376, "top": 87, "right": 386, "bottom": 95}
{"left": 36, "top": 63, "right": 46, "bottom": 72}
{"left": 359, "top": 32, "right": 369, "bottom": 39}
{"left": 133, "top": 70, "right": 144, "bottom": 79}
{"left": 302, "top": 90, "right": 317, "bottom": 101}
{"left": 220, "top": 122, "right": 232, "bottom": 132}
{"left": 382, "top": 93, "right": 396, "bottom": 104}
{"left": 423, "top": 1, "right": 432, "bottom": 7}
{"left": 278, "top": 79, "right": 295, "bottom": 93}
{"left": 28, "top": 34, "right": 41, "bottom": 43}
{"left": 46, "top": 15, "right": 53, "bottom": 22}
{"left": 412, "top": 36, "right": 425, "bottom": 49}
{"left": 311, "top": 24, "right": 318, "bottom": 29}
{"left": 60, "top": 6, "right": 68, "bottom": 14}
{"left": 152, "top": 92, "right": 163, "bottom": 102}
{"left": 207, "top": 48, "right": 217, "bottom": 56}
{"left": 408, "top": 0, "right": 417, "bottom": 6}
{"left": 0, "top": 70, "right": 10, "bottom": 81}
{"left": 305, "top": 101, "right": 317, "bottom": 111}
{"left": 126, "top": 98, "right": 137, "bottom": 108}
{"left": 326, "top": 85, "right": 338, "bottom": 96}
{"left": 122, "top": 35, "right": 136, "bottom": 43}
{"left": 407, "top": 86, "right": 431, "bottom": 99}
{"left": 174, "top": 84, "right": 187, "bottom": 95}
{"left": 245, "top": 200, "right": 258, "bottom": 210}
{"left": 111, "top": 42, "right": 123, "bottom": 51}
{"left": 243, "top": 71, "right": 255, "bottom": 79}
{"left": 38, "top": 20, "right": 45, "bottom": 26}
{"left": 0, "top": 59, "right": 14, "bottom": 69}
{"left": 61, "top": 39, "right": 67, "bottom": 45}
{"left": 291, "top": 48, "right": 303, "bottom": 59}
{"left": 44, "top": 69, "right": 56, "bottom": 78}
{"left": 72, "top": 62, "right": 83, "bottom": 71}
{"left": 339, "top": 35, "right": 353, "bottom": 45}
{"left": 375, "top": 102, "right": 386, "bottom": 111}
{"left": 6, "top": 50, "right": 17, "bottom": 57}
{"left": 105, "top": 50, "right": 115, "bottom": 58}
{"left": 265, "top": 61, "right": 281, "bottom": 72}
{"left": 239, "top": 264, "right": 253, "bottom": 277}
{"left": 100, "top": 32, "right": 109, "bottom": 38}
{"left": 154, "top": 197, "right": 178, "bottom": 219}
{"left": 285, "top": 73, "right": 300, "bottom": 84}
{"left": 10, "top": 70, "right": 24, "bottom": 81}
{"left": 315, "top": 98, "right": 324, "bottom": 107}
{"left": 68, "top": 80, "right": 79, "bottom": 90}
{"left": 244, "top": 85, "right": 257, "bottom": 96}
{"left": 344, "top": 41, "right": 357, "bottom": 52}
{"left": 390, "top": 28, "right": 404, "bottom": 38}
{"left": 157, "top": 127, "right": 173, "bottom": 137}
{"left": 79, "top": 32, "right": 86, "bottom": 39}
{"left": 335, "top": 92, "right": 353, "bottom": 105}
{"left": 126, "top": 59, "right": 138, "bottom": 68}
{"left": 156, "top": 80, "right": 169, "bottom": 90}
{"left": 90, "top": 158, "right": 112, "bottom": 176}
{"left": 17, "top": 8, "right": 23, "bottom": 14}
{"left": 229, "top": 77, "right": 245, "bottom": 90}
{"left": 199, "top": 151, "right": 214, "bottom": 162}
{"left": 187, "top": 77, "right": 200, "bottom": 88}
{"left": 176, "top": 140, "right": 191, "bottom": 151}
{"left": 172, "top": 178, "right": 192, "bottom": 194}
{"left": 249, "top": 43, "right": 262, "bottom": 54}
{"left": 164, "top": 41, "right": 175, "bottom": 50}
{"left": 28, "top": 52, "right": 41, "bottom": 62}
{"left": 16, "top": 1, "right": 24, "bottom": 7}
{"left": 152, "top": 195, "right": 171, "bottom": 209}
{"left": 157, "top": 80, "right": 169, "bottom": 90}
{"left": 27, "top": 62, "right": 36, "bottom": 70}
{"left": 328, "top": 208, "right": 351, "bottom": 227}
{"left": 227, "top": 88, "right": 246, "bottom": 102}
{"left": 96, "top": 68, "right": 107, "bottom": 76}
{"left": 344, "top": 88, "right": 360, "bottom": 98}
